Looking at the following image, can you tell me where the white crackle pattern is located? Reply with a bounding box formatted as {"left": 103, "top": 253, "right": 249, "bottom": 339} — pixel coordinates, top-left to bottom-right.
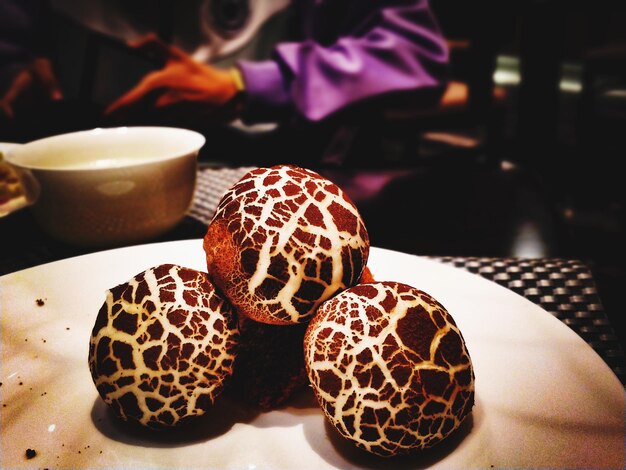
{"left": 204, "top": 165, "right": 370, "bottom": 325}
{"left": 88, "top": 264, "right": 239, "bottom": 428}
{"left": 304, "top": 281, "right": 475, "bottom": 457}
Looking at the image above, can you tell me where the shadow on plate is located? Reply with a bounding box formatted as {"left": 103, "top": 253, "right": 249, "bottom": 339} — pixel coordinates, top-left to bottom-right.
{"left": 90, "top": 394, "right": 261, "bottom": 448}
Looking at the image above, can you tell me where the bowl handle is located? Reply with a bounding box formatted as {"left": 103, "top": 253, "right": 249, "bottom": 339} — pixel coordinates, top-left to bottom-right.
{"left": 0, "top": 159, "right": 40, "bottom": 217}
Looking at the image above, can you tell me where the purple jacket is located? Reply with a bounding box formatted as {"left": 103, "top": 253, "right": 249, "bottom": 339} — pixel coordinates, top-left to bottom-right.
{"left": 1, "top": 0, "right": 448, "bottom": 127}
{"left": 239, "top": 0, "right": 449, "bottom": 124}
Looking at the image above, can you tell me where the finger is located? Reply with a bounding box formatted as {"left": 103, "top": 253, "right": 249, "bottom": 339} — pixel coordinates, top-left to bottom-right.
{"left": 104, "top": 72, "right": 162, "bottom": 116}
{"left": 127, "top": 33, "right": 189, "bottom": 64}
{"left": 105, "top": 87, "right": 152, "bottom": 117}
{"left": 154, "top": 90, "right": 180, "bottom": 109}
{"left": 104, "top": 91, "right": 156, "bottom": 123}
{"left": 127, "top": 33, "right": 169, "bottom": 59}
{"left": 105, "top": 89, "right": 144, "bottom": 117}
{"left": 32, "top": 58, "right": 63, "bottom": 100}
{"left": 127, "top": 32, "right": 161, "bottom": 49}
{"left": 151, "top": 89, "right": 210, "bottom": 110}
{"left": 0, "top": 101, "right": 15, "bottom": 120}
{"left": 3, "top": 70, "right": 34, "bottom": 104}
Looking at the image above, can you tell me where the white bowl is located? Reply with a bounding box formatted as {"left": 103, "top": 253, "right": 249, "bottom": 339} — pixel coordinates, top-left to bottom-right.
{"left": 4, "top": 127, "right": 206, "bottom": 248}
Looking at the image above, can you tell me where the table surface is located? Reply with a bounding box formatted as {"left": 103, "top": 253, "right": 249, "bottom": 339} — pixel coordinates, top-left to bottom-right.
{"left": 1, "top": 164, "right": 624, "bottom": 387}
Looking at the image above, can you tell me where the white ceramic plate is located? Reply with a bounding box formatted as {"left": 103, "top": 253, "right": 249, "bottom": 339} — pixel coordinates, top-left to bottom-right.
{"left": 1, "top": 241, "right": 624, "bottom": 469}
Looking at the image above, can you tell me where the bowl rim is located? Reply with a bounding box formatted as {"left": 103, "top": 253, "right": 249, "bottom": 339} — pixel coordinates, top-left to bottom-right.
{"left": 4, "top": 126, "right": 206, "bottom": 172}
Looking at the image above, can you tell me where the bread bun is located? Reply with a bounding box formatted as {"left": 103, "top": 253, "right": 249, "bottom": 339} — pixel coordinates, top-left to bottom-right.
{"left": 225, "top": 317, "right": 310, "bottom": 409}
{"left": 203, "top": 164, "right": 370, "bottom": 325}
{"left": 88, "top": 264, "right": 239, "bottom": 428}
{"left": 304, "top": 281, "right": 475, "bottom": 457}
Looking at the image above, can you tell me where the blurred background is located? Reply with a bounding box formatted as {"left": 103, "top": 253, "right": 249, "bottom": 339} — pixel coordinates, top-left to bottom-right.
{"left": 349, "top": 0, "right": 626, "bottom": 348}
{"left": 289, "top": 0, "right": 625, "bottom": 350}
{"left": 2, "top": 0, "right": 624, "bottom": 348}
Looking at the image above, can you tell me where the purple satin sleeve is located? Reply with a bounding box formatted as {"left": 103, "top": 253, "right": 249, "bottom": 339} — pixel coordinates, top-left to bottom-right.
{"left": 238, "top": 0, "right": 449, "bottom": 123}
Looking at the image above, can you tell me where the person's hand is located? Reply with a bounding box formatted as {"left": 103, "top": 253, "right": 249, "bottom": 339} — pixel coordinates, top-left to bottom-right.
{"left": 0, "top": 57, "right": 63, "bottom": 119}
{"left": 105, "top": 34, "right": 243, "bottom": 126}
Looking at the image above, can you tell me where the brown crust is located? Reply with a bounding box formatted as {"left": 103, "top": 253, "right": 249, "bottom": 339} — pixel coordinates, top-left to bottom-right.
{"left": 203, "top": 165, "right": 370, "bottom": 326}
{"left": 303, "top": 281, "right": 474, "bottom": 457}
{"left": 203, "top": 219, "right": 239, "bottom": 301}
{"left": 88, "top": 264, "right": 240, "bottom": 429}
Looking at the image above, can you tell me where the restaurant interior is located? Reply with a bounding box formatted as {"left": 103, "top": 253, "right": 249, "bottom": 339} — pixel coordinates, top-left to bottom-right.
{"left": 1, "top": 2, "right": 625, "bottom": 467}
{"left": 335, "top": 0, "right": 626, "bottom": 355}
